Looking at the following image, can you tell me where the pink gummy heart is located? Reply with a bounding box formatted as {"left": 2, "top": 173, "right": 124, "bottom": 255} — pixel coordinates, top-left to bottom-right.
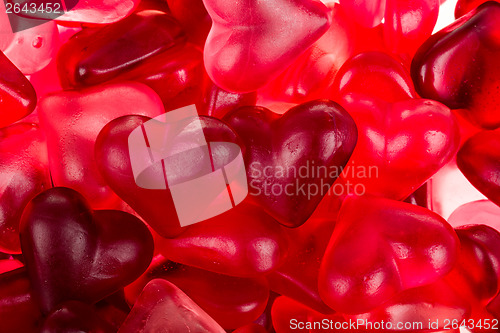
{"left": 16, "top": 0, "right": 139, "bottom": 24}
{"left": 95, "top": 113, "right": 244, "bottom": 238}
{"left": 202, "top": 0, "right": 331, "bottom": 92}
{"left": 318, "top": 196, "right": 459, "bottom": 314}
{"left": 223, "top": 100, "right": 357, "bottom": 227}
{"left": 448, "top": 200, "right": 500, "bottom": 231}
{"left": 157, "top": 201, "right": 288, "bottom": 277}
{"left": 38, "top": 82, "right": 164, "bottom": 209}
{"left": 20, "top": 187, "right": 154, "bottom": 314}
{"left": 118, "top": 279, "right": 225, "bottom": 333}
{"left": 411, "top": 2, "right": 500, "bottom": 129}
{"left": 0, "top": 123, "right": 50, "bottom": 254}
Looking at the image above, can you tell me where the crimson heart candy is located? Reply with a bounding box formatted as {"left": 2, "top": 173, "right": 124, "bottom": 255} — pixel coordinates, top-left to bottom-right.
{"left": 318, "top": 196, "right": 459, "bottom": 314}
{"left": 457, "top": 129, "right": 500, "bottom": 207}
{"left": 118, "top": 279, "right": 225, "bottom": 333}
{"left": 335, "top": 97, "right": 459, "bottom": 200}
{"left": 411, "top": 2, "right": 500, "bottom": 129}
{"left": 202, "top": 0, "right": 331, "bottom": 92}
{"left": 125, "top": 255, "right": 269, "bottom": 329}
{"left": 266, "top": 217, "right": 335, "bottom": 313}
{"left": 19, "top": 187, "right": 154, "bottom": 314}
{"left": 38, "top": 82, "right": 164, "bottom": 209}
{"left": 57, "top": 11, "right": 185, "bottom": 88}
{"left": 157, "top": 201, "right": 288, "bottom": 277}
{"left": 95, "top": 113, "right": 244, "bottom": 238}
{"left": 223, "top": 100, "right": 357, "bottom": 227}
{"left": 0, "top": 268, "right": 42, "bottom": 333}
{"left": 166, "top": 0, "right": 212, "bottom": 47}
{"left": 0, "top": 122, "right": 50, "bottom": 254}
{"left": 40, "top": 301, "right": 115, "bottom": 333}
{"left": 384, "top": 0, "right": 439, "bottom": 59}
{"left": 0, "top": 51, "right": 37, "bottom": 127}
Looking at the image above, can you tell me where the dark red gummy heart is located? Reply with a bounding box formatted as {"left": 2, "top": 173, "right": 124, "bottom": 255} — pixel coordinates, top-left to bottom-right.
{"left": 411, "top": 2, "right": 500, "bottom": 129}
{"left": 318, "top": 195, "right": 459, "bottom": 314}
{"left": 457, "top": 129, "right": 500, "bottom": 206}
{"left": 19, "top": 187, "right": 154, "bottom": 314}
{"left": 223, "top": 100, "right": 357, "bottom": 227}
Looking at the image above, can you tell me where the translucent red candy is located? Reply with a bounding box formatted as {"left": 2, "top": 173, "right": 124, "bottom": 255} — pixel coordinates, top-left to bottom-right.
{"left": 411, "top": 2, "right": 500, "bottom": 129}
{"left": 118, "top": 279, "right": 225, "bottom": 333}
{"left": 0, "top": 268, "right": 42, "bottom": 333}
{"left": 457, "top": 129, "right": 500, "bottom": 206}
{"left": 38, "top": 83, "right": 164, "bottom": 209}
{"left": 318, "top": 196, "right": 459, "bottom": 314}
{"left": 0, "top": 123, "right": 50, "bottom": 254}
{"left": 339, "top": 0, "right": 386, "bottom": 28}
{"left": 166, "top": 0, "right": 212, "bottom": 47}
{"left": 224, "top": 100, "right": 357, "bottom": 227}
{"left": 202, "top": 0, "right": 332, "bottom": 92}
{"left": 334, "top": 52, "right": 460, "bottom": 200}
{"left": 57, "top": 11, "right": 186, "bottom": 88}
{"left": 125, "top": 255, "right": 269, "bottom": 329}
{"left": 0, "top": 52, "right": 36, "bottom": 127}
{"left": 95, "top": 113, "right": 244, "bottom": 237}
{"left": 19, "top": 187, "right": 154, "bottom": 314}
{"left": 40, "top": 301, "right": 115, "bottom": 333}
{"left": 16, "top": 0, "right": 139, "bottom": 24}
{"left": 157, "top": 201, "right": 288, "bottom": 277}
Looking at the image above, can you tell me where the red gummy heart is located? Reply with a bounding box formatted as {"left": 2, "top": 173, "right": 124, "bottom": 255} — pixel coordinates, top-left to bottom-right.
{"left": 202, "top": 0, "right": 331, "bottom": 92}
{"left": 118, "top": 279, "right": 225, "bottom": 333}
{"left": 266, "top": 217, "right": 335, "bottom": 313}
{"left": 95, "top": 113, "right": 244, "bottom": 238}
{"left": 339, "top": 0, "right": 385, "bottom": 28}
{"left": 157, "top": 201, "right": 288, "bottom": 277}
{"left": 167, "top": 0, "right": 212, "bottom": 47}
{"left": 318, "top": 196, "right": 459, "bottom": 314}
{"left": 0, "top": 268, "right": 43, "bottom": 333}
{"left": 38, "top": 82, "right": 164, "bottom": 209}
{"left": 0, "top": 123, "right": 50, "bottom": 254}
{"left": 224, "top": 100, "right": 357, "bottom": 227}
{"left": 333, "top": 53, "right": 460, "bottom": 200}
{"left": 125, "top": 255, "right": 269, "bottom": 329}
{"left": 17, "top": 0, "right": 139, "bottom": 24}
{"left": 457, "top": 129, "right": 500, "bottom": 207}
{"left": 411, "top": 2, "right": 500, "bottom": 129}
{"left": 19, "top": 187, "right": 154, "bottom": 314}
{"left": 0, "top": 51, "right": 37, "bottom": 127}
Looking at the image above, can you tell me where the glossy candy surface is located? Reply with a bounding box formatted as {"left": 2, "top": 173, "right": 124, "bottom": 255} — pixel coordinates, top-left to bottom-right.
{"left": 125, "top": 256, "right": 269, "bottom": 329}
{"left": 57, "top": 11, "right": 186, "bottom": 88}
{"left": 224, "top": 100, "right": 357, "bottom": 227}
{"left": 38, "top": 83, "right": 164, "bottom": 209}
{"left": 95, "top": 113, "right": 244, "bottom": 237}
{"left": 118, "top": 279, "right": 225, "bottom": 333}
{"left": 202, "top": 0, "right": 331, "bottom": 92}
{"left": 20, "top": 187, "right": 154, "bottom": 314}
{"left": 157, "top": 201, "right": 288, "bottom": 277}
{"left": 457, "top": 129, "right": 500, "bottom": 206}
{"left": 412, "top": 2, "right": 500, "bottom": 129}
{"left": 0, "top": 123, "right": 50, "bottom": 254}
{"left": 318, "top": 196, "right": 459, "bottom": 314}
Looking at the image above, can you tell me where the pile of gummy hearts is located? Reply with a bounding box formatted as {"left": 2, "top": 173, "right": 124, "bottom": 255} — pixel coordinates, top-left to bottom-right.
{"left": 0, "top": 0, "right": 500, "bottom": 332}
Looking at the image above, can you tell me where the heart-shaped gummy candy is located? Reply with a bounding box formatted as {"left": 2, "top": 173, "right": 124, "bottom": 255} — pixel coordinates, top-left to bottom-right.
{"left": 20, "top": 187, "right": 154, "bottom": 314}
